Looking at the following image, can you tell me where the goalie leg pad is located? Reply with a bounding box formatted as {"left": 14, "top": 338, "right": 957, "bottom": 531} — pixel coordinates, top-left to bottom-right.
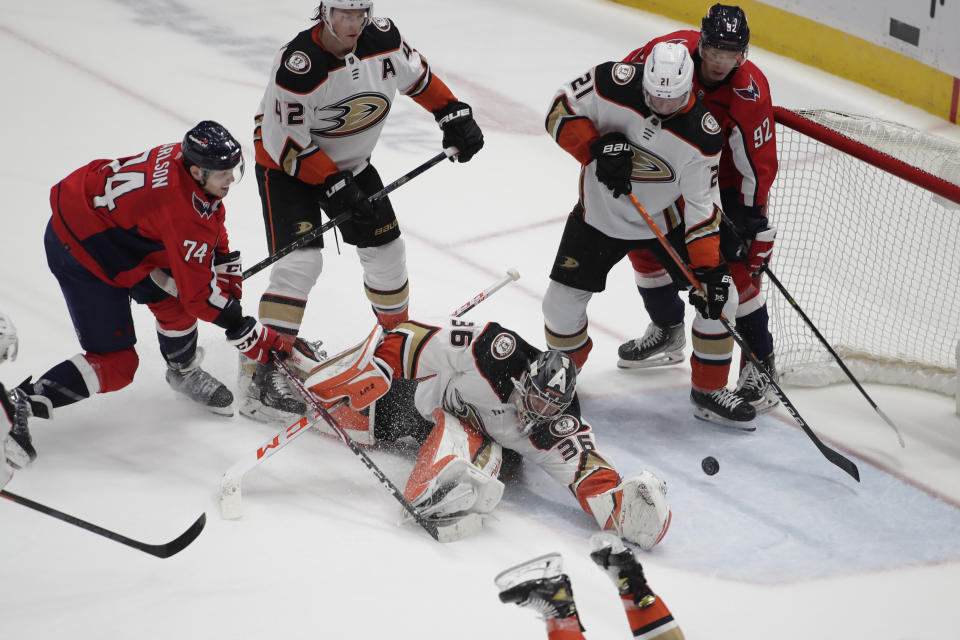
{"left": 311, "top": 402, "right": 376, "bottom": 446}
{"left": 305, "top": 326, "right": 390, "bottom": 409}
{"left": 587, "top": 469, "right": 671, "bottom": 551}
{"left": 403, "top": 410, "right": 504, "bottom": 518}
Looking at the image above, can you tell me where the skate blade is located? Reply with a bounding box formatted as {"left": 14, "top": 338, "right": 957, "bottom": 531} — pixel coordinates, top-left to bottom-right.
{"left": 494, "top": 552, "right": 564, "bottom": 590}
{"left": 239, "top": 398, "right": 303, "bottom": 424}
{"left": 751, "top": 395, "right": 780, "bottom": 415}
{"left": 617, "top": 350, "right": 685, "bottom": 369}
{"left": 693, "top": 407, "right": 757, "bottom": 431}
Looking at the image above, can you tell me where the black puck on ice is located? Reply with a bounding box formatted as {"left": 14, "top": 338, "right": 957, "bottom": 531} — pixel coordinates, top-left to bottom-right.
{"left": 701, "top": 456, "right": 719, "bottom": 476}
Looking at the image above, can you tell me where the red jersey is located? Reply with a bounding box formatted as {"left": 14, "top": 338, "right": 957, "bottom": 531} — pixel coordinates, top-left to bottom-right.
{"left": 50, "top": 142, "right": 234, "bottom": 324}
{"left": 624, "top": 30, "right": 778, "bottom": 208}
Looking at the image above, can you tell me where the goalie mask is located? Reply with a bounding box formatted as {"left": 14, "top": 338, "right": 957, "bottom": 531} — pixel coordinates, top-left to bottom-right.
{"left": 513, "top": 351, "right": 577, "bottom": 433}
{"left": 314, "top": 1, "right": 373, "bottom": 39}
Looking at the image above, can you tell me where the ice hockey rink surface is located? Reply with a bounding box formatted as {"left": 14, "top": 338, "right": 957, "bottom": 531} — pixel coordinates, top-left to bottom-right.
{"left": 1, "top": 1, "right": 958, "bottom": 638}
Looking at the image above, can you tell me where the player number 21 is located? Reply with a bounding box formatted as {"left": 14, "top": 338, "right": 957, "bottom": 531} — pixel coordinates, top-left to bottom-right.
{"left": 752, "top": 117, "right": 772, "bottom": 148}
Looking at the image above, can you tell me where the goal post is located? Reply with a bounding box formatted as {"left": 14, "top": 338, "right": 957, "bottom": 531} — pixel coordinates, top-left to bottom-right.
{"left": 765, "top": 107, "right": 960, "bottom": 409}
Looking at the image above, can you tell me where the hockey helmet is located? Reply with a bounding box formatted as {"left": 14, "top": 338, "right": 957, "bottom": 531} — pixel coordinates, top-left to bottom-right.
{"left": 182, "top": 120, "right": 244, "bottom": 182}
{"left": 315, "top": 1, "right": 373, "bottom": 37}
{"left": 700, "top": 4, "right": 750, "bottom": 52}
{"left": 642, "top": 42, "right": 693, "bottom": 115}
{"left": 513, "top": 351, "right": 577, "bottom": 432}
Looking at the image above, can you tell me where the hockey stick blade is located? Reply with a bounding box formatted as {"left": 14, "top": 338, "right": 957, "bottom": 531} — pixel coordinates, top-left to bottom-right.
{"left": 627, "top": 194, "right": 860, "bottom": 482}
{"left": 0, "top": 490, "right": 206, "bottom": 558}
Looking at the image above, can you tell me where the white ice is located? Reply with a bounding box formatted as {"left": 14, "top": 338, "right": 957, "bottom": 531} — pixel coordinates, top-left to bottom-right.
{"left": 1, "top": 1, "right": 959, "bottom": 638}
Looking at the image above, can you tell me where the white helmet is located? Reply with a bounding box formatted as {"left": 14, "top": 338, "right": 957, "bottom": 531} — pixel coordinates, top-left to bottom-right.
{"left": 642, "top": 42, "right": 693, "bottom": 113}
{"left": 317, "top": 1, "right": 374, "bottom": 38}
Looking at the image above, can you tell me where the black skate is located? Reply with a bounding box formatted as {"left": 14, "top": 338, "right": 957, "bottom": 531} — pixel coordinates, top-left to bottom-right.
{"left": 691, "top": 387, "right": 756, "bottom": 430}
{"left": 735, "top": 355, "right": 780, "bottom": 414}
{"left": 617, "top": 322, "right": 685, "bottom": 369}
{"left": 4, "top": 387, "right": 37, "bottom": 468}
{"left": 240, "top": 360, "right": 307, "bottom": 423}
{"left": 165, "top": 347, "right": 234, "bottom": 416}
{"left": 589, "top": 532, "right": 655, "bottom": 607}
{"left": 496, "top": 553, "right": 579, "bottom": 621}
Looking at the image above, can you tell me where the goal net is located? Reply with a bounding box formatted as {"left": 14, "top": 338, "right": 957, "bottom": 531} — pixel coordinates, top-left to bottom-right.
{"left": 766, "top": 107, "right": 960, "bottom": 399}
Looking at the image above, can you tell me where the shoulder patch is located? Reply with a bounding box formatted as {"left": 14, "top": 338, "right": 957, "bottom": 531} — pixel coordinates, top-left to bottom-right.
{"left": 702, "top": 112, "right": 720, "bottom": 135}
{"left": 372, "top": 17, "right": 391, "bottom": 31}
{"left": 284, "top": 51, "right": 311, "bottom": 75}
{"left": 490, "top": 332, "right": 517, "bottom": 360}
{"left": 733, "top": 75, "right": 762, "bottom": 102}
{"left": 611, "top": 63, "right": 636, "bottom": 85}
{"left": 192, "top": 192, "right": 212, "bottom": 219}
{"left": 549, "top": 415, "right": 581, "bottom": 438}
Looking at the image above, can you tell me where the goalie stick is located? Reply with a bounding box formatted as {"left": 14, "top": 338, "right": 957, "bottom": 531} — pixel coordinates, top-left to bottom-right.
{"left": 0, "top": 490, "right": 205, "bottom": 558}
{"left": 242, "top": 147, "right": 458, "bottom": 281}
{"left": 720, "top": 215, "right": 905, "bottom": 448}
{"left": 219, "top": 269, "right": 522, "bottom": 538}
{"left": 627, "top": 194, "right": 860, "bottom": 482}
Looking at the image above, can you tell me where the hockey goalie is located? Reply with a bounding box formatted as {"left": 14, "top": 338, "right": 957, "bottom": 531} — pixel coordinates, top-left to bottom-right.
{"left": 304, "top": 317, "right": 671, "bottom": 549}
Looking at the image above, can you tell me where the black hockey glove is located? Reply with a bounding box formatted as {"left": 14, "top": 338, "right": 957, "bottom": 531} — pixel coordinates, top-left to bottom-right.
{"left": 688, "top": 264, "right": 733, "bottom": 320}
{"left": 434, "top": 101, "right": 484, "bottom": 162}
{"left": 589, "top": 133, "right": 634, "bottom": 198}
{"left": 321, "top": 171, "right": 376, "bottom": 222}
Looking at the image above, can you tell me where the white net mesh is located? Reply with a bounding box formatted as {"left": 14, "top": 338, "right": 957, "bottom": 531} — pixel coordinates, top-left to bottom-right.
{"left": 766, "top": 109, "right": 960, "bottom": 396}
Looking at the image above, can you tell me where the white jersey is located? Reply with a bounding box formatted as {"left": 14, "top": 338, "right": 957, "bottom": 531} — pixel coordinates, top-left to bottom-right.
{"left": 254, "top": 17, "right": 451, "bottom": 183}
{"left": 379, "top": 318, "right": 621, "bottom": 500}
{"left": 546, "top": 61, "right": 724, "bottom": 243}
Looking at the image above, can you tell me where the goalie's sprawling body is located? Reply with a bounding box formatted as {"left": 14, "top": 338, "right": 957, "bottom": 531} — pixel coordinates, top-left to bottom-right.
{"left": 304, "top": 317, "right": 671, "bottom": 548}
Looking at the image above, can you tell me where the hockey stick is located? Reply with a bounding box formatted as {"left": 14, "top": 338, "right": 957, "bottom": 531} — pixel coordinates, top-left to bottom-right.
{"left": 720, "top": 215, "right": 905, "bottom": 448}
{"left": 220, "top": 271, "right": 520, "bottom": 534}
{"left": 0, "top": 490, "right": 205, "bottom": 558}
{"left": 242, "top": 147, "right": 458, "bottom": 281}
{"left": 452, "top": 268, "right": 520, "bottom": 317}
{"left": 627, "top": 194, "right": 860, "bottom": 481}
{"left": 269, "top": 354, "right": 443, "bottom": 541}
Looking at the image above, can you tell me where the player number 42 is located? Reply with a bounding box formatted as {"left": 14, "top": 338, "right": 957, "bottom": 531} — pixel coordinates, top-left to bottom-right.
{"left": 753, "top": 117, "right": 772, "bottom": 148}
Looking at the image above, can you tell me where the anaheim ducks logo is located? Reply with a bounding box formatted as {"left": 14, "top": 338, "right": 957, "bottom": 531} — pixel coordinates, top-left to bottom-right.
{"left": 612, "top": 63, "right": 635, "bottom": 85}
{"left": 312, "top": 93, "right": 391, "bottom": 138}
{"left": 556, "top": 256, "right": 580, "bottom": 269}
{"left": 630, "top": 145, "right": 676, "bottom": 183}
{"left": 549, "top": 415, "right": 580, "bottom": 438}
{"left": 294, "top": 221, "right": 314, "bottom": 235}
{"left": 701, "top": 112, "right": 721, "bottom": 135}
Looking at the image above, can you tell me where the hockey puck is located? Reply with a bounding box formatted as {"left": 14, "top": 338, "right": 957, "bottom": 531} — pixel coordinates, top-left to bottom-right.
{"left": 701, "top": 456, "right": 719, "bottom": 476}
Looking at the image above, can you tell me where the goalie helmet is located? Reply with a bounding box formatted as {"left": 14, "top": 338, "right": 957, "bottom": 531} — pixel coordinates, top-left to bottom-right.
{"left": 181, "top": 120, "right": 244, "bottom": 182}
{"left": 513, "top": 351, "right": 577, "bottom": 433}
{"left": 314, "top": 1, "right": 373, "bottom": 37}
{"left": 700, "top": 4, "right": 750, "bottom": 52}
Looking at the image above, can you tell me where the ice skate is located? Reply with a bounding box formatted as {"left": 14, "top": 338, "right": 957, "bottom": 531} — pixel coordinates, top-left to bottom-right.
{"left": 735, "top": 355, "right": 780, "bottom": 414}
{"left": 496, "top": 553, "right": 579, "bottom": 621}
{"left": 617, "top": 322, "right": 685, "bottom": 369}
{"left": 165, "top": 347, "right": 234, "bottom": 416}
{"left": 240, "top": 360, "right": 307, "bottom": 423}
{"left": 3, "top": 387, "right": 37, "bottom": 468}
{"left": 691, "top": 387, "right": 756, "bottom": 430}
{"left": 589, "top": 532, "right": 655, "bottom": 607}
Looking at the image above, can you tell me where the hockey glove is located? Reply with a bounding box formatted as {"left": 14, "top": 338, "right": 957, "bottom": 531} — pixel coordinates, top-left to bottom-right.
{"left": 0, "top": 312, "right": 18, "bottom": 363}
{"left": 214, "top": 251, "right": 243, "bottom": 300}
{"left": 589, "top": 133, "right": 634, "bottom": 198}
{"left": 746, "top": 226, "right": 776, "bottom": 277}
{"left": 321, "top": 171, "right": 376, "bottom": 222}
{"left": 226, "top": 316, "right": 289, "bottom": 365}
{"left": 434, "top": 101, "right": 484, "bottom": 163}
{"left": 688, "top": 264, "right": 732, "bottom": 320}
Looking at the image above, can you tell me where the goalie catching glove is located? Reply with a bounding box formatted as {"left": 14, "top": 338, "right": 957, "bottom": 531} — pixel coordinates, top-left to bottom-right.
{"left": 688, "top": 264, "right": 732, "bottom": 320}
{"left": 305, "top": 325, "right": 392, "bottom": 410}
